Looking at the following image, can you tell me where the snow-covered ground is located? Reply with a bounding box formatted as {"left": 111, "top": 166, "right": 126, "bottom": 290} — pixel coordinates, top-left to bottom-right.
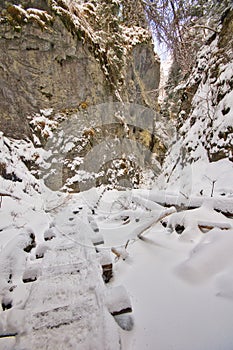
{"left": 1, "top": 133, "right": 233, "bottom": 349}
{"left": 0, "top": 188, "right": 121, "bottom": 350}
{"left": 0, "top": 135, "right": 121, "bottom": 349}
{"left": 113, "top": 227, "right": 233, "bottom": 350}
{"left": 96, "top": 190, "right": 233, "bottom": 350}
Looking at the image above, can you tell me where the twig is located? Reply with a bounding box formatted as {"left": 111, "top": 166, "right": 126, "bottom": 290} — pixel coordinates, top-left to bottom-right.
{"left": 190, "top": 25, "right": 219, "bottom": 34}
{"left": 45, "top": 195, "right": 72, "bottom": 212}
{"left": 180, "top": 191, "right": 188, "bottom": 200}
{"left": 137, "top": 207, "right": 176, "bottom": 239}
{"left": 0, "top": 192, "right": 20, "bottom": 208}
{"left": 211, "top": 180, "right": 217, "bottom": 198}
{"left": 125, "top": 239, "right": 130, "bottom": 249}
{"left": 204, "top": 175, "right": 217, "bottom": 197}
{"left": 111, "top": 247, "right": 121, "bottom": 260}
{"left": 0, "top": 192, "right": 20, "bottom": 200}
{"left": 0, "top": 333, "right": 18, "bottom": 338}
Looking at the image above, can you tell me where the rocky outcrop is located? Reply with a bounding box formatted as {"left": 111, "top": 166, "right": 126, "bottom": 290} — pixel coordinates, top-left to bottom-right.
{"left": 0, "top": 1, "right": 160, "bottom": 139}
{"left": 0, "top": 0, "right": 164, "bottom": 191}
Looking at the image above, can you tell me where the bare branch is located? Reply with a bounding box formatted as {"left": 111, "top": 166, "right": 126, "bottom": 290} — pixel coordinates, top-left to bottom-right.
{"left": 141, "top": 0, "right": 165, "bottom": 9}
{"left": 0, "top": 191, "right": 20, "bottom": 208}
{"left": 190, "top": 24, "right": 219, "bottom": 33}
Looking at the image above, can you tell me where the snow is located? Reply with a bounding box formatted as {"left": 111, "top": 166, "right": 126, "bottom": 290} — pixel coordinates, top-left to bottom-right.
{"left": 94, "top": 190, "right": 233, "bottom": 349}
{"left": 8, "top": 5, "right": 53, "bottom": 27}
{"left": 40, "top": 108, "right": 54, "bottom": 117}
{"left": 113, "top": 228, "right": 233, "bottom": 350}
{"left": 1, "top": 1, "right": 232, "bottom": 348}
{"left": 156, "top": 30, "right": 233, "bottom": 200}
{"left": 0, "top": 135, "right": 122, "bottom": 348}
{"left": 121, "top": 25, "right": 151, "bottom": 48}
{"left": 98, "top": 251, "right": 113, "bottom": 266}
{"left": 29, "top": 114, "right": 58, "bottom": 140}
{"left": 158, "top": 54, "right": 173, "bottom": 102}
{"left": 176, "top": 228, "right": 233, "bottom": 284}
{"left": 1, "top": 41, "right": 233, "bottom": 341}
{"left": 1, "top": 148, "right": 233, "bottom": 349}
{"left": 154, "top": 158, "right": 233, "bottom": 203}
{"left": 0, "top": 67, "right": 233, "bottom": 349}
{"left": 105, "top": 285, "right": 132, "bottom": 315}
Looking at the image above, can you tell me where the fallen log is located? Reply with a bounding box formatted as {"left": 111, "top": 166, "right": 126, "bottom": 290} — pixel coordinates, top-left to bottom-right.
{"left": 105, "top": 285, "right": 132, "bottom": 316}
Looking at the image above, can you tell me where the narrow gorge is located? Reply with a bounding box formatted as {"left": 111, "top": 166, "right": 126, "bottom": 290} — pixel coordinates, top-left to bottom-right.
{"left": 0, "top": 1, "right": 233, "bottom": 350}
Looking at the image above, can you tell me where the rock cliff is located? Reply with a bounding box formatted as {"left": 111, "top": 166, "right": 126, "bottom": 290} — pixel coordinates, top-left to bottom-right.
{"left": 0, "top": 0, "right": 160, "bottom": 139}
{"left": 0, "top": 0, "right": 164, "bottom": 190}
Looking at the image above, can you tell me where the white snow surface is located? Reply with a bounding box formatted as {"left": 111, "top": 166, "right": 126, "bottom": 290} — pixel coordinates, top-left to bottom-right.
{"left": 1, "top": 134, "right": 233, "bottom": 349}
{"left": 105, "top": 285, "right": 132, "bottom": 314}
{"left": 1, "top": 2, "right": 233, "bottom": 349}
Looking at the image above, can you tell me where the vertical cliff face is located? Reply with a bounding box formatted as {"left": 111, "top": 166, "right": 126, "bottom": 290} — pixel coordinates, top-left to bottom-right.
{"left": 0, "top": 15, "right": 107, "bottom": 138}
{"left": 0, "top": 0, "right": 163, "bottom": 190}
{"left": 0, "top": 0, "right": 160, "bottom": 138}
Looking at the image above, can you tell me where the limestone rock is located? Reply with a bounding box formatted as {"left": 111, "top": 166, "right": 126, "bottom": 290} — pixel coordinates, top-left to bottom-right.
{"left": 0, "top": 1, "right": 165, "bottom": 190}
{"left": 0, "top": 1, "right": 160, "bottom": 139}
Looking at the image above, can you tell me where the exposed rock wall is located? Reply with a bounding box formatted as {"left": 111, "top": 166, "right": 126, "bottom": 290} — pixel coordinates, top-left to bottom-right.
{"left": 0, "top": 0, "right": 160, "bottom": 139}
{"left": 0, "top": 0, "right": 163, "bottom": 190}
{"left": 0, "top": 16, "right": 106, "bottom": 138}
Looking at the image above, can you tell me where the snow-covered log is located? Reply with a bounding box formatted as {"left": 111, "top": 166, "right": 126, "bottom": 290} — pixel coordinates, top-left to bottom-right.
{"left": 105, "top": 285, "right": 132, "bottom": 316}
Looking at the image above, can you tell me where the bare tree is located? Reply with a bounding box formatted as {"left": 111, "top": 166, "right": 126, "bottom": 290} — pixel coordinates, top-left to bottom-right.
{"left": 141, "top": 0, "right": 231, "bottom": 76}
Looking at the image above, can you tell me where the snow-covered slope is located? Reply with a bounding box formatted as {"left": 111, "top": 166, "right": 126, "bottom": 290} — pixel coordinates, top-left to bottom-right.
{"left": 156, "top": 8, "right": 233, "bottom": 198}
{"left": 1, "top": 131, "right": 233, "bottom": 350}
{"left": 0, "top": 134, "right": 123, "bottom": 349}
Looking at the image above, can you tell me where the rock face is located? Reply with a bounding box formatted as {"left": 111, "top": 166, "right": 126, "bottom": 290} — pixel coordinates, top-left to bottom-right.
{"left": 0, "top": 0, "right": 164, "bottom": 190}
{"left": 0, "top": 1, "right": 160, "bottom": 139}
{"left": 39, "top": 102, "right": 167, "bottom": 191}
{"left": 0, "top": 18, "right": 105, "bottom": 138}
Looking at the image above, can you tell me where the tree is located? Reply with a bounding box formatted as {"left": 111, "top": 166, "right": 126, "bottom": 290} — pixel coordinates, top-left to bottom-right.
{"left": 141, "top": 0, "right": 231, "bottom": 77}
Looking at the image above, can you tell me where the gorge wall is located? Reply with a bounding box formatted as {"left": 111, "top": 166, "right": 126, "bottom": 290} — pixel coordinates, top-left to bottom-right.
{"left": 0, "top": 0, "right": 164, "bottom": 190}
{"left": 156, "top": 7, "right": 233, "bottom": 196}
